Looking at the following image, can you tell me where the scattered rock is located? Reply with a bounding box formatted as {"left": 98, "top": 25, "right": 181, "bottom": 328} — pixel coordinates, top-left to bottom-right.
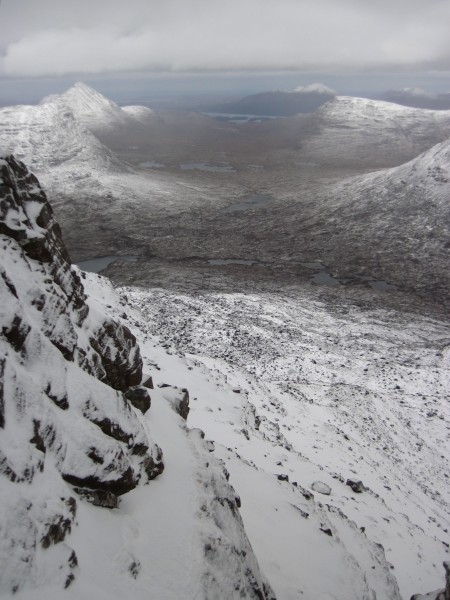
{"left": 291, "top": 504, "right": 309, "bottom": 518}
{"left": 346, "top": 479, "right": 366, "bottom": 493}
{"left": 311, "top": 481, "right": 331, "bottom": 495}
{"left": 161, "top": 386, "right": 190, "bottom": 420}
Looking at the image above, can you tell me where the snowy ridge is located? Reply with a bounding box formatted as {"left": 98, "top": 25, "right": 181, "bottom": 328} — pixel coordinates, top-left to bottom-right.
{"left": 43, "top": 82, "right": 154, "bottom": 132}
{"left": 0, "top": 99, "right": 124, "bottom": 175}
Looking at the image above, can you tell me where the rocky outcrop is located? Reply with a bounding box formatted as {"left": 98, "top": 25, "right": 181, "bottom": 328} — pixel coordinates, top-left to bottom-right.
{"left": 0, "top": 154, "right": 163, "bottom": 594}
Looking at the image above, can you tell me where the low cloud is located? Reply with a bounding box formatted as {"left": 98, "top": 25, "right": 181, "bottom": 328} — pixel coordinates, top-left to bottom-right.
{"left": 1, "top": 0, "right": 449, "bottom": 77}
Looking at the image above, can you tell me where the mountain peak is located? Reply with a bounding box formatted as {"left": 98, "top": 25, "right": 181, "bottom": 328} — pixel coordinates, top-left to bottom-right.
{"left": 292, "top": 83, "right": 336, "bottom": 95}
{"left": 61, "top": 81, "right": 121, "bottom": 112}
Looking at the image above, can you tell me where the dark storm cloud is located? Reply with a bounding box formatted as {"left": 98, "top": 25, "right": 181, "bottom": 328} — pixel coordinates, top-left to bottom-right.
{"left": 0, "top": 0, "right": 449, "bottom": 77}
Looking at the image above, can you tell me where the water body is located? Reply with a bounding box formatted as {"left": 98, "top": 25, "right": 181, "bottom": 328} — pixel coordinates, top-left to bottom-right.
{"left": 221, "top": 194, "right": 274, "bottom": 213}
{"left": 139, "top": 161, "right": 165, "bottom": 169}
{"left": 75, "top": 255, "right": 139, "bottom": 273}
{"left": 203, "top": 112, "right": 281, "bottom": 124}
{"left": 208, "top": 259, "right": 260, "bottom": 266}
{"left": 301, "top": 262, "right": 398, "bottom": 290}
{"left": 180, "top": 162, "right": 235, "bottom": 173}
{"left": 311, "top": 271, "right": 341, "bottom": 287}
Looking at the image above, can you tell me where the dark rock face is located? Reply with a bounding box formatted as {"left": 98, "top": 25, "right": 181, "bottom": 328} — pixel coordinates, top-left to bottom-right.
{"left": 142, "top": 375, "right": 154, "bottom": 389}
{"left": 346, "top": 479, "right": 366, "bottom": 493}
{"left": 0, "top": 155, "right": 163, "bottom": 594}
{"left": 125, "top": 386, "right": 151, "bottom": 414}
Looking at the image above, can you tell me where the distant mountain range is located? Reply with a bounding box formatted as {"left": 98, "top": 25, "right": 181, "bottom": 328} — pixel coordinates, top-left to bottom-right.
{"left": 204, "top": 84, "right": 450, "bottom": 117}
{"left": 377, "top": 88, "right": 450, "bottom": 110}
{"left": 1, "top": 82, "right": 450, "bottom": 300}
{"left": 208, "top": 83, "right": 336, "bottom": 116}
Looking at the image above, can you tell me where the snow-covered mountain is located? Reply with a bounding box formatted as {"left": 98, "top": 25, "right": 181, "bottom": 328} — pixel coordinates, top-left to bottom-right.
{"left": 42, "top": 82, "right": 154, "bottom": 132}
{"left": 0, "top": 154, "right": 275, "bottom": 599}
{"left": 0, "top": 85, "right": 180, "bottom": 260}
{"left": 330, "top": 137, "right": 450, "bottom": 297}
{"left": 298, "top": 96, "right": 450, "bottom": 167}
{"left": 280, "top": 136, "right": 450, "bottom": 304}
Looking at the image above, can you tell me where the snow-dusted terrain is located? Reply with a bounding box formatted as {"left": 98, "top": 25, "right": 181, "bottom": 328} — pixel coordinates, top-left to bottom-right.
{"left": 120, "top": 284, "right": 450, "bottom": 600}
{"left": 1, "top": 84, "right": 450, "bottom": 599}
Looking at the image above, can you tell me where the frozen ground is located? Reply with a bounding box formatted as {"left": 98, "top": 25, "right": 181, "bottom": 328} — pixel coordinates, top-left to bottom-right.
{"left": 115, "top": 283, "right": 450, "bottom": 599}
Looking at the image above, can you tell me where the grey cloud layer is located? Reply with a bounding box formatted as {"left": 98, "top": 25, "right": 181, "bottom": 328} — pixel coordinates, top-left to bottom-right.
{"left": 1, "top": 0, "right": 449, "bottom": 76}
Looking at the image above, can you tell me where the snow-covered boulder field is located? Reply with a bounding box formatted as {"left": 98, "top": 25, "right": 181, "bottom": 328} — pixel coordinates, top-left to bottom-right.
{"left": 0, "top": 155, "right": 274, "bottom": 599}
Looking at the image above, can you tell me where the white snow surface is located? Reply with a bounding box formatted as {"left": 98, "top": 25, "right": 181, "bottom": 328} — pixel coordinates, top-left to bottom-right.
{"left": 120, "top": 285, "right": 450, "bottom": 600}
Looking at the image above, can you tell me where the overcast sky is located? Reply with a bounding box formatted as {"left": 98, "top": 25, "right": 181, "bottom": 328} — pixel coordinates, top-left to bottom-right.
{"left": 0, "top": 0, "right": 449, "bottom": 102}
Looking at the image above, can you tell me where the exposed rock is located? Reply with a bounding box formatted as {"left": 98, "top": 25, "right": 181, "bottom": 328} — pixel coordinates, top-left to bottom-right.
{"left": 73, "top": 487, "right": 120, "bottom": 509}
{"left": 141, "top": 446, "right": 165, "bottom": 481}
{"left": 346, "top": 479, "right": 367, "bottom": 493}
{"left": 142, "top": 374, "right": 154, "bottom": 389}
{"left": 125, "top": 386, "right": 151, "bottom": 414}
{"left": 161, "top": 385, "right": 190, "bottom": 420}
{"left": 41, "top": 512, "right": 74, "bottom": 548}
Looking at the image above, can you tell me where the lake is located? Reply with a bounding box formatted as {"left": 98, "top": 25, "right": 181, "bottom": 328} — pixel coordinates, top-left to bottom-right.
{"left": 75, "top": 255, "right": 139, "bottom": 273}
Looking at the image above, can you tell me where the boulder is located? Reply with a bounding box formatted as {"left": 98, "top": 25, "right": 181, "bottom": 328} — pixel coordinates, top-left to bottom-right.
{"left": 125, "top": 386, "right": 151, "bottom": 414}
{"left": 311, "top": 481, "right": 332, "bottom": 495}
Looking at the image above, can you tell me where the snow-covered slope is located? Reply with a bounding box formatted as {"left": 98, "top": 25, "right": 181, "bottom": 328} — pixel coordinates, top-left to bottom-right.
{"left": 318, "top": 137, "right": 450, "bottom": 301}
{"left": 0, "top": 155, "right": 275, "bottom": 600}
{"left": 300, "top": 96, "right": 450, "bottom": 167}
{"left": 122, "top": 284, "right": 450, "bottom": 600}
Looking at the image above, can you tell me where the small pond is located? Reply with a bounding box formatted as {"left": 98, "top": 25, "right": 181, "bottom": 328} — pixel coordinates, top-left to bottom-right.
{"left": 139, "top": 161, "right": 165, "bottom": 169}
{"left": 180, "top": 162, "right": 235, "bottom": 173}
{"left": 75, "top": 255, "right": 139, "bottom": 274}
{"left": 203, "top": 112, "right": 281, "bottom": 124}
{"left": 221, "top": 194, "right": 274, "bottom": 213}
{"left": 301, "top": 262, "right": 398, "bottom": 290}
{"left": 208, "top": 259, "right": 260, "bottom": 266}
